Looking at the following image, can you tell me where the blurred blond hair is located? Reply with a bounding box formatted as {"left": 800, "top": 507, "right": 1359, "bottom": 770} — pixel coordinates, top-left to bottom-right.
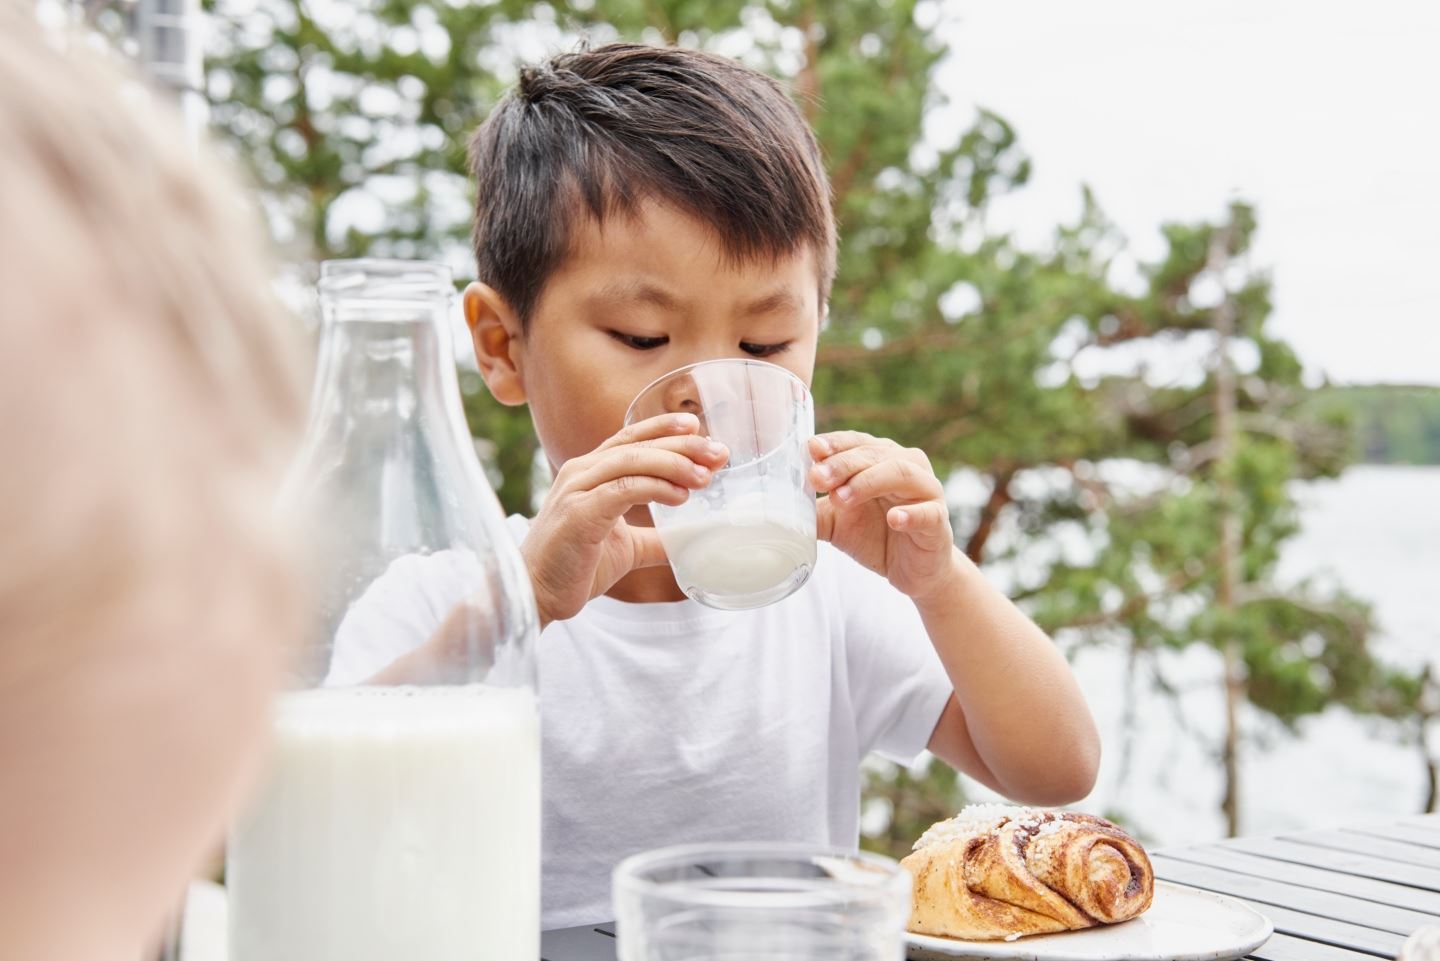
{"left": 0, "top": 7, "right": 309, "bottom": 959}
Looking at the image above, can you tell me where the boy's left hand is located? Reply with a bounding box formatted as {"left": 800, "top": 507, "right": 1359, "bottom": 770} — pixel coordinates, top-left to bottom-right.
{"left": 808, "top": 431, "right": 959, "bottom": 603}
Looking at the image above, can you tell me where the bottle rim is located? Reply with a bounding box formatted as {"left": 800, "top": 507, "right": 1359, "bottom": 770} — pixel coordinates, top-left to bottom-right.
{"left": 318, "top": 258, "right": 453, "bottom": 300}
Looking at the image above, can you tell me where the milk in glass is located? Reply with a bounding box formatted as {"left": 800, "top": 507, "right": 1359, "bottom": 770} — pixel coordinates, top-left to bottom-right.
{"left": 659, "top": 517, "right": 816, "bottom": 598}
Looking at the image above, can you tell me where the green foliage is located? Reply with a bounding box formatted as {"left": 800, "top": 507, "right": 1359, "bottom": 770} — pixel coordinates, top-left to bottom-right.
{"left": 459, "top": 370, "right": 538, "bottom": 514}
{"left": 205, "top": 0, "right": 544, "bottom": 491}
{"left": 860, "top": 758, "right": 965, "bottom": 862}
{"left": 198, "top": 0, "right": 1425, "bottom": 842}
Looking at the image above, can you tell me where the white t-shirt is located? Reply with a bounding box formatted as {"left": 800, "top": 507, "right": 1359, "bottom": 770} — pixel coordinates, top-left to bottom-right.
{"left": 329, "top": 516, "right": 954, "bottom": 929}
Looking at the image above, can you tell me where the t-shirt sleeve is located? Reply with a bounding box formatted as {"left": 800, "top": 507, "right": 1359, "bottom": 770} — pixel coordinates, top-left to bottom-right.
{"left": 832, "top": 548, "right": 954, "bottom": 764}
{"left": 325, "top": 516, "right": 532, "bottom": 686}
{"left": 325, "top": 550, "right": 486, "bottom": 686}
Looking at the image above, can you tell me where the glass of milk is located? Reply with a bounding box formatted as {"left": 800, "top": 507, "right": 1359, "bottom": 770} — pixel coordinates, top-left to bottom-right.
{"left": 613, "top": 843, "right": 911, "bottom": 961}
{"left": 625, "top": 359, "right": 817, "bottom": 610}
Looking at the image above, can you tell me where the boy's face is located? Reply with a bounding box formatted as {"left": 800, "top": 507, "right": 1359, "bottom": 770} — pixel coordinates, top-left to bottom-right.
{"left": 469, "top": 199, "right": 822, "bottom": 475}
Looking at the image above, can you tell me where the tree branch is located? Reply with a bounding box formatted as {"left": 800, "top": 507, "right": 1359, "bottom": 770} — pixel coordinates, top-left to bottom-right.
{"left": 931, "top": 413, "right": 979, "bottom": 448}
{"left": 817, "top": 327, "right": 966, "bottom": 366}
{"left": 830, "top": 28, "right": 911, "bottom": 212}
{"left": 830, "top": 136, "right": 871, "bottom": 216}
{"left": 964, "top": 467, "right": 1015, "bottom": 563}
{"left": 1150, "top": 658, "right": 1208, "bottom": 748}
{"left": 1048, "top": 568, "right": 1208, "bottom": 632}
{"left": 1231, "top": 587, "right": 1368, "bottom": 633}
{"left": 1091, "top": 305, "right": 1152, "bottom": 346}
{"left": 796, "top": 0, "right": 819, "bottom": 127}
{"left": 816, "top": 397, "right": 973, "bottom": 428}
{"left": 642, "top": 0, "right": 675, "bottom": 43}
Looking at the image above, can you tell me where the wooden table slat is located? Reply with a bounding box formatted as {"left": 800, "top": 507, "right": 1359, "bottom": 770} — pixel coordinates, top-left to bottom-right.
{"left": 1247, "top": 931, "right": 1389, "bottom": 961}
{"left": 1151, "top": 855, "right": 1435, "bottom": 934}
{"left": 1152, "top": 817, "right": 1440, "bottom": 961}
{"left": 1296, "top": 835, "right": 1440, "bottom": 870}
{"left": 1345, "top": 824, "right": 1440, "bottom": 851}
{"left": 1226, "top": 835, "right": 1440, "bottom": 890}
{"left": 1210, "top": 896, "right": 1404, "bottom": 957}
{"left": 1165, "top": 846, "right": 1440, "bottom": 913}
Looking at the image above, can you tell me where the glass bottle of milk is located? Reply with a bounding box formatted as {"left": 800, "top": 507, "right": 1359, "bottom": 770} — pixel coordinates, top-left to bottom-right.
{"left": 226, "top": 260, "right": 541, "bottom": 961}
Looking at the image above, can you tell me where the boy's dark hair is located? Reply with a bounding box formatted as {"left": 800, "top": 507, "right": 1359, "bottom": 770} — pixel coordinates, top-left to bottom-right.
{"left": 469, "top": 42, "right": 835, "bottom": 326}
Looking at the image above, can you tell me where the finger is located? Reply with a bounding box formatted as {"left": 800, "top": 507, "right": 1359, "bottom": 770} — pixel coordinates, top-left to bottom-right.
{"left": 596, "top": 412, "right": 702, "bottom": 453}
{"left": 831, "top": 459, "right": 943, "bottom": 508}
{"left": 815, "top": 495, "right": 838, "bottom": 543}
{"left": 577, "top": 476, "right": 691, "bottom": 535}
{"left": 630, "top": 432, "right": 730, "bottom": 469}
{"left": 556, "top": 431, "right": 728, "bottom": 495}
{"left": 627, "top": 525, "right": 671, "bottom": 570}
{"left": 809, "top": 443, "right": 891, "bottom": 493}
{"left": 809, "top": 430, "right": 888, "bottom": 459}
{"left": 573, "top": 445, "right": 719, "bottom": 494}
{"left": 887, "top": 501, "right": 954, "bottom": 550}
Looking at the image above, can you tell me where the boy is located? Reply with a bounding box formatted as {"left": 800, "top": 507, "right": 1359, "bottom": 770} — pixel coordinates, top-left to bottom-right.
{"left": 341, "top": 42, "right": 1100, "bottom": 929}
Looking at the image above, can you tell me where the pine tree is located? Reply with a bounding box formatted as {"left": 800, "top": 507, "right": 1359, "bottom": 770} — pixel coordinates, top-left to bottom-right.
{"left": 197, "top": 0, "right": 1423, "bottom": 850}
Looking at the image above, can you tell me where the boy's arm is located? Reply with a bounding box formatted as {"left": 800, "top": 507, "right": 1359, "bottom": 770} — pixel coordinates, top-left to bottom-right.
{"left": 911, "top": 549, "right": 1101, "bottom": 806}
{"left": 347, "top": 413, "right": 724, "bottom": 685}
{"left": 809, "top": 431, "right": 1100, "bottom": 806}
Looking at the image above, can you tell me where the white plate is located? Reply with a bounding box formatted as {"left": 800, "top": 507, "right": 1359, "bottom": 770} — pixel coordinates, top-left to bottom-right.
{"left": 906, "top": 881, "right": 1273, "bottom": 961}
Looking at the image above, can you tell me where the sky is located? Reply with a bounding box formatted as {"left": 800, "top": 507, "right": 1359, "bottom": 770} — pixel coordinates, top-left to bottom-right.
{"left": 71, "top": 0, "right": 1438, "bottom": 385}
{"left": 932, "top": 0, "right": 1440, "bottom": 386}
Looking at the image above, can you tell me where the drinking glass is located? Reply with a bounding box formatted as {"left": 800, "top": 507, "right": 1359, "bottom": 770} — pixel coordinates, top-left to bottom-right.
{"left": 624, "top": 359, "right": 817, "bottom": 610}
{"left": 613, "top": 843, "right": 910, "bottom": 961}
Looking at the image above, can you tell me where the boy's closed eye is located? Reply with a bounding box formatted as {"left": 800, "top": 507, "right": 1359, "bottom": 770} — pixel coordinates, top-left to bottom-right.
{"left": 739, "top": 340, "right": 791, "bottom": 358}
{"left": 608, "top": 330, "right": 668, "bottom": 351}
{"left": 605, "top": 329, "right": 791, "bottom": 358}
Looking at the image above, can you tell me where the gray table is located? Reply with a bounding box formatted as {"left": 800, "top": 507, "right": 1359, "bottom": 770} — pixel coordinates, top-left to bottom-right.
{"left": 539, "top": 814, "right": 1440, "bottom": 960}
{"left": 1152, "top": 813, "right": 1440, "bottom": 959}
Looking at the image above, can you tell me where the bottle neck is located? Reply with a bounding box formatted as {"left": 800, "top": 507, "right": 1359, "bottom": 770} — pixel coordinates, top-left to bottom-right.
{"left": 304, "top": 306, "right": 461, "bottom": 437}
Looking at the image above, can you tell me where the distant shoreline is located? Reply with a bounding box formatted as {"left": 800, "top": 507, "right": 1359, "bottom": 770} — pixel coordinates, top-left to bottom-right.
{"left": 1304, "top": 383, "right": 1440, "bottom": 466}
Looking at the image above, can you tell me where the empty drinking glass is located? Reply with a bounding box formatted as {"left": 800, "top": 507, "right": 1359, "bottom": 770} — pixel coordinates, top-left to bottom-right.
{"left": 624, "top": 359, "right": 817, "bottom": 610}
{"left": 613, "top": 843, "right": 911, "bottom": 961}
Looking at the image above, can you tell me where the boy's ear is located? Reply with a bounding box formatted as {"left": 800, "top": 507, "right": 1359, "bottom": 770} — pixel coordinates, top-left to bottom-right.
{"left": 463, "top": 282, "right": 526, "bottom": 407}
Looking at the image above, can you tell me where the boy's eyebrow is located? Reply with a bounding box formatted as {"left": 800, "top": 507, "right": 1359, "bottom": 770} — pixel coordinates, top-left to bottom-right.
{"left": 587, "top": 281, "right": 804, "bottom": 318}
{"left": 589, "top": 279, "right": 684, "bottom": 311}
{"left": 740, "top": 287, "right": 804, "bottom": 317}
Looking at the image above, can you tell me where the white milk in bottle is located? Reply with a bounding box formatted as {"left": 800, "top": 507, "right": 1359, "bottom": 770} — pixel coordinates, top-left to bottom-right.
{"left": 227, "top": 684, "right": 540, "bottom": 961}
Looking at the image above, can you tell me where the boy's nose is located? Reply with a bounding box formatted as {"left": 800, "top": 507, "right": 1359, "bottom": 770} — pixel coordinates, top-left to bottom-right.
{"left": 658, "top": 372, "right": 716, "bottom": 439}
{"left": 660, "top": 373, "right": 702, "bottom": 416}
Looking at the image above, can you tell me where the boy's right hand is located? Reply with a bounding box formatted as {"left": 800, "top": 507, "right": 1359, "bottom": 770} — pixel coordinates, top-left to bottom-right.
{"left": 521, "top": 413, "right": 728, "bottom": 626}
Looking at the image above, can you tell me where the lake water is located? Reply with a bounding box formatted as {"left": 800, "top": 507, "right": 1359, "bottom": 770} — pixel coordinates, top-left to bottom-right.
{"left": 970, "top": 465, "right": 1439, "bottom": 846}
